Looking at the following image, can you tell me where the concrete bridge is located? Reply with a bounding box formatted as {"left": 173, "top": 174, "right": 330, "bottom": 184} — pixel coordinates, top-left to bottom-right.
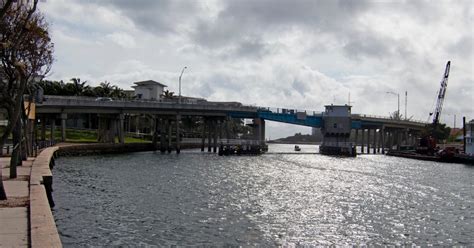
{"left": 30, "top": 95, "right": 427, "bottom": 154}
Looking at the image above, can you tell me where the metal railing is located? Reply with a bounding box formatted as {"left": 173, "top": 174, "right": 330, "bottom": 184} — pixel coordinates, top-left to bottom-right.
{"left": 1, "top": 140, "right": 57, "bottom": 157}
{"left": 258, "top": 106, "right": 323, "bottom": 116}
{"left": 41, "top": 95, "right": 259, "bottom": 112}
{"left": 352, "top": 113, "right": 428, "bottom": 124}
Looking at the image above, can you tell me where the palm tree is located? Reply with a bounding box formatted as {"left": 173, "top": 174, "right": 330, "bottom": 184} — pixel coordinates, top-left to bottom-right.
{"left": 97, "top": 81, "right": 113, "bottom": 97}
{"left": 110, "top": 85, "right": 126, "bottom": 98}
{"left": 162, "top": 90, "right": 175, "bottom": 99}
{"left": 69, "top": 78, "right": 88, "bottom": 96}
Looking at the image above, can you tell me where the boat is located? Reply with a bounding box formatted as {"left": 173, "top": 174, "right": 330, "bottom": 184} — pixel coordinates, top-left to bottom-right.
{"left": 294, "top": 145, "right": 301, "bottom": 151}
{"left": 386, "top": 150, "right": 474, "bottom": 165}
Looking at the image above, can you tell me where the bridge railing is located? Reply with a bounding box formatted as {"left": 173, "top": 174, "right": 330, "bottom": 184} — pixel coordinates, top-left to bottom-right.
{"left": 257, "top": 106, "right": 323, "bottom": 116}
{"left": 352, "top": 113, "right": 428, "bottom": 124}
{"left": 41, "top": 95, "right": 259, "bottom": 112}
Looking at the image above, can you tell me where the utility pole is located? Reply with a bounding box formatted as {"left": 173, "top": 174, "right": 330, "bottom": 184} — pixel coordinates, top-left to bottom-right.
{"left": 405, "top": 91, "right": 407, "bottom": 120}
{"left": 178, "top": 66, "right": 187, "bottom": 104}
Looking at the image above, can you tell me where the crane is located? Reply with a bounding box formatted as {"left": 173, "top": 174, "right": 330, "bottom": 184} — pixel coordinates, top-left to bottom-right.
{"left": 430, "top": 61, "right": 451, "bottom": 125}
{"left": 418, "top": 61, "right": 451, "bottom": 155}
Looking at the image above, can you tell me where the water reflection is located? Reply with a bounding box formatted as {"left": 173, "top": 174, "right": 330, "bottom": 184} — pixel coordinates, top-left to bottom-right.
{"left": 53, "top": 144, "right": 473, "bottom": 246}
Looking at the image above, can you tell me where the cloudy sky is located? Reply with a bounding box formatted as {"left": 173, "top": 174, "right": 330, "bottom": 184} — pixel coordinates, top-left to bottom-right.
{"left": 39, "top": 0, "right": 472, "bottom": 138}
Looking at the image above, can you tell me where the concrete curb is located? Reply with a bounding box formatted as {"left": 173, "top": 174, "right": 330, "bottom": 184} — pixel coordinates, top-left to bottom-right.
{"left": 29, "top": 147, "right": 62, "bottom": 248}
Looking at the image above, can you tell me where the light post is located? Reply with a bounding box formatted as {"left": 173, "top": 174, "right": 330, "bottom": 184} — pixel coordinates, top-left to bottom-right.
{"left": 178, "top": 66, "right": 187, "bottom": 104}
{"left": 386, "top": 91, "right": 400, "bottom": 119}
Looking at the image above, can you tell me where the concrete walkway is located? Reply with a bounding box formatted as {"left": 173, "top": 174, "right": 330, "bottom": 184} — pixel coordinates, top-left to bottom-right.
{"left": 1, "top": 148, "right": 62, "bottom": 248}
{"left": 0, "top": 157, "right": 33, "bottom": 248}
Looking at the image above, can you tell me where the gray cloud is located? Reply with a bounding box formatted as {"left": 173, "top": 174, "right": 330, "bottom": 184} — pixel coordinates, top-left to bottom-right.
{"left": 41, "top": 0, "right": 474, "bottom": 138}
{"left": 292, "top": 79, "right": 309, "bottom": 96}
{"left": 102, "top": 0, "right": 201, "bottom": 35}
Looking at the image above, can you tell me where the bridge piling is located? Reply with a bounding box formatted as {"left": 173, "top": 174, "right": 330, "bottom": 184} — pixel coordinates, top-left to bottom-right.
{"left": 207, "top": 119, "right": 212, "bottom": 152}
{"left": 60, "top": 113, "right": 67, "bottom": 142}
{"left": 373, "top": 129, "right": 377, "bottom": 154}
{"left": 160, "top": 118, "right": 166, "bottom": 153}
{"left": 50, "top": 117, "right": 55, "bottom": 143}
{"left": 396, "top": 130, "right": 401, "bottom": 151}
{"left": 381, "top": 128, "right": 385, "bottom": 154}
{"left": 225, "top": 117, "right": 230, "bottom": 142}
{"left": 118, "top": 114, "right": 125, "bottom": 144}
{"left": 355, "top": 129, "right": 359, "bottom": 153}
{"left": 213, "top": 120, "right": 218, "bottom": 153}
{"left": 361, "top": 129, "right": 365, "bottom": 153}
{"left": 176, "top": 114, "right": 181, "bottom": 154}
{"left": 367, "top": 128, "right": 371, "bottom": 154}
{"left": 40, "top": 115, "right": 46, "bottom": 141}
{"left": 201, "top": 118, "right": 206, "bottom": 152}
{"left": 167, "top": 119, "right": 172, "bottom": 153}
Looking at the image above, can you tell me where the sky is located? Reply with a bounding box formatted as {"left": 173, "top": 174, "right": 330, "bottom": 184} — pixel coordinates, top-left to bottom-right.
{"left": 39, "top": 0, "right": 473, "bottom": 139}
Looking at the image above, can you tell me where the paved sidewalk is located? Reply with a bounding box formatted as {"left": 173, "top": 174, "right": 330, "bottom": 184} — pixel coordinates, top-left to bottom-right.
{"left": 0, "top": 157, "right": 33, "bottom": 248}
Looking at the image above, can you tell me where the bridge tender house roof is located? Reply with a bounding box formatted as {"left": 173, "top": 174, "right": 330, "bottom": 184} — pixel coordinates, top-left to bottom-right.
{"left": 132, "top": 80, "right": 167, "bottom": 88}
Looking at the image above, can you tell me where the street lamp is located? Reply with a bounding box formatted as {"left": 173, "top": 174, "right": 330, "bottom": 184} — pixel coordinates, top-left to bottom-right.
{"left": 386, "top": 91, "right": 400, "bottom": 119}
{"left": 178, "top": 66, "right": 187, "bottom": 104}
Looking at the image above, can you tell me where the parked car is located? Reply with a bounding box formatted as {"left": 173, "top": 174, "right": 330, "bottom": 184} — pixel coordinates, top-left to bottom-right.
{"left": 95, "top": 97, "right": 113, "bottom": 102}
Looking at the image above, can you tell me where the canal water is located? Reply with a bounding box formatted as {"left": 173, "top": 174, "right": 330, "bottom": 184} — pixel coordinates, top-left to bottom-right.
{"left": 53, "top": 144, "right": 473, "bottom": 246}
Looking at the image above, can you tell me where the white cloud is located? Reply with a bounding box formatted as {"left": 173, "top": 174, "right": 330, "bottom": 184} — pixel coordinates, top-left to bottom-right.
{"left": 105, "top": 32, "right": 137, "bottom": 48}
{"left": 40, "top": 0, "right": 474, "bottom": 138}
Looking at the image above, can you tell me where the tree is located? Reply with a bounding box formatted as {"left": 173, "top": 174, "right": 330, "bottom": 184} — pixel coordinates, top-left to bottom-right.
{"left": 422, "top": 123, "right": 451, "bottom": 142}
{"left": 0, "top": 0, "right": 53, "bottom": 199}
{"left": 66, "top": 78, "right": 88, "bottom": 96}
{"left": 162, "top": 89, "right": 175, "bottom": 99}
{"left": 389, "top": 110, "right": 413, "bottom": 121}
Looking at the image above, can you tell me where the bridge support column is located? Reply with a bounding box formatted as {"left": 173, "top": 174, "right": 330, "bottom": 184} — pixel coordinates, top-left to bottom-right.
{"left": 201, "top": 118, "right": 206, "bottom": 152}
{"left": 167, "top": 119, "right": 172, "bottom": 153}
{"left": 97, "top": 115, "right": 116, "bottom": 143}
{"left": 396, "top": 130, "right": 401, "bottom": 151}
{"left": 160, "top": 118, "right": 166, "bottom": 153}
{"left": 259, "top": 119, "right": 265, "bottom": 145}
{"left": 60, "top": 113, "right": 67, "bottom": 142}
{"left": 41, "top": 115, "right": 46, "bottom": 141}
{"left": 50, "top": 117, "right": 55, "bottom": 143}
{"left": 225, "top": 117, "right": 231, "bottom": 143}
{"left": 207, "top": 119, "right": 212, "bottom": 152}
{"left": 152, "top": 116, "right": 158, "bottom": 150}
{"left": 381, "top": 127, "right": 385, "bottom": 154}
{"left": 176, "top": 114, "right": 181, "bottom": 154}
{"left": 361, "top": 129, "right": 365, "bottom": 153}
{"left": 373, "top": 129, "right": 377, "bottom": 154}
{"left": 118, "top": 114, "right": 125, "bottom": 144}
{"left": 366, "top": 128, "right": 370, "bottom": 154}
{"left": 388, "top": 130, "right": 393, "bottom": 151}
{"left": 355, "top": 129, "right": 359, "bottom": 153}
{"left": 404, "top": 128, "right": 409, "bottom": 146}
{"left": 213, "top": 120, "right": 218, "bottom": 153}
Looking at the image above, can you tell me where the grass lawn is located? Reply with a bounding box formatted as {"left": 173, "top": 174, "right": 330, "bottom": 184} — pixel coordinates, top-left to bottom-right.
{"left": 44, "top": 128, "right": 150, "bottom": 143}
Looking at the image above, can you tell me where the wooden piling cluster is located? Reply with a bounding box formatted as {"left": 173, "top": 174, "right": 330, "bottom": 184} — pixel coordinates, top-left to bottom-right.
{"left": 354, "top": 127, "right": 420, "bottom": 154}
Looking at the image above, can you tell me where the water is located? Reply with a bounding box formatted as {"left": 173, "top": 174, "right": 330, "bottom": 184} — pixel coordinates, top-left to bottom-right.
{"left": 52, "top": 144, "right": 473, "bottom": 246}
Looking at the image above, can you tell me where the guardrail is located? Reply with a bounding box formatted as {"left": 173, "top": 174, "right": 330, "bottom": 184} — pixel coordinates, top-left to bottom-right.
{"left": 352, "top": 113, "right": 428, "bottom": 124}
{"left": 257, "top": 106, "right": 323, "bottom": 116}
{"left": 41, "top": 95, "right": 259, "bottom": 112}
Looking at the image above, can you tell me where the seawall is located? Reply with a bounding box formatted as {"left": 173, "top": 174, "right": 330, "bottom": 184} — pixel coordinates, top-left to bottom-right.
{"left": 25, "top": 142, "right": 205, "bottom": 247}
{"left": 29, "top": 146, "right": 62, "bottom": 247}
